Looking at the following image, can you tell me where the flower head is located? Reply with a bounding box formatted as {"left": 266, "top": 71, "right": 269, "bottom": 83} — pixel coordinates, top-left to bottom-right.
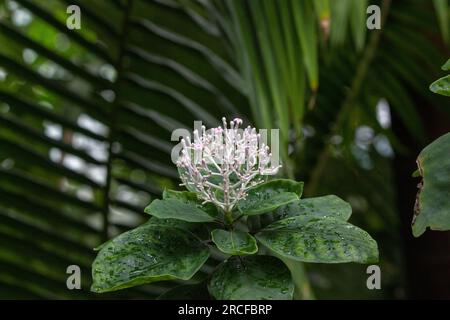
{"left": 177, "top": 117, "right": 280, "bottom": 212}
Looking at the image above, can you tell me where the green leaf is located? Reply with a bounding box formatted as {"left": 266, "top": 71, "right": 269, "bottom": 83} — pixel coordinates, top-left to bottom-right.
{"left": 272, "top": 195, "right": 352, "bottom": 221}
{"left": 14, "top": 0, "right": 114, "bottom": 64}
{"left": 237, "top": 179, "right": 303, "bottom": 216}
{"left": 211, "top": 229, "right": 258, "bottom": 255}
{"left": 91, "top": 222, "right": 210, "bottom": 293}
{"left": 350, "top": 0, "right": 368, "bottom": 51}
{"left": 144, "top": 198, "right": 215, "bottom": 222}
{"left": 208, "top": 255, "right": 294, "bottom": 300}
{"left": 329, "top": 0, "right": 352, "bottom": 46}
{"left": 241, "top": 192, "right": 299, "bottom": 216}
{"left": 433, "top": 0, "right": 449, "bottom": 43}
{"left": 292, "top": 0, "right": 319, "bottom": 89}
{"left": 430, "top": 75, "right": 450, "bottom": 96}
{"left": 93, "top": 239, "right": 112, "bottom": 252}
{"left": 412, "top": 132, "right": 450, "bottom": 237}
{"left": 162, "top": 189, "right": 218, "bottom": 217}
{"left": 442, "top": 58, "right": 450, "bottom": 71}
{"left": 313, "top": 0, "right": 331, "bottom": 20}
{"left": 147, "top": 217, "right": 210, "bottom": 240}
{"left": 163, "top": 189, "right": 199, "bottom": 200}
{"left": 256, "top": 216, "right": 379, "bottom": 264}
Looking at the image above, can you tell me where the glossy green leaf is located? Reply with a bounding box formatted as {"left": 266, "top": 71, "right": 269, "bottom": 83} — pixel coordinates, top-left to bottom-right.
{"left": 147, "top": 217, "right": 210, "bottom": 240}
{"left": 91, "top": 222, "right": 210, "bottom": 293}
{"left": 162, "top": 189, "right": 218, "bottom": 217}
{"left": 211, "top": 229, "right": 258, "bottom": 255}
{"left": 412, "top": 132, "right": 450, "bottom": 237}
{"left": 237, "top": 179, "right": 303, "bottom": 216}
{"left": 256, "top": 216, "right": 379, "bottom": 264}
{"left": 241, "top": 192, "right": 299, "bottom": 216}
{"left": 163, "top": 189, "right": 199, "bottom": 200}
{"left": 208, "top": 255, "right": 294, "bottom": 300}
{"left": 430, "top": 75, "right": 450, "bottom": 96}
{"left": 272, "top": 195, "right": 352, "bottom": 221}
{"left": 442, "top": 58, "right": 450, "bottom": 71}
{"left": 144, "top": 198, "right": 215, "bottom": 222}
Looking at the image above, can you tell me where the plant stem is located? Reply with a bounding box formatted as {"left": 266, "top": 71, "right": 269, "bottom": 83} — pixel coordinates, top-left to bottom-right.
{"left": 282, "top": 138, "right": 314, "bottom": 299}
{"left": 283, "top": 258, "right": 315, "bottom": 300}
{"left": 224, "top": 210, "right": 234, "bottom": 226}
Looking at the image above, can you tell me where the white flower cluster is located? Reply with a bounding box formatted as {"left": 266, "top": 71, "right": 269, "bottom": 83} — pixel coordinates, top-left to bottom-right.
{"left": 177, "top": 117, "right": 280, "bottom": 212}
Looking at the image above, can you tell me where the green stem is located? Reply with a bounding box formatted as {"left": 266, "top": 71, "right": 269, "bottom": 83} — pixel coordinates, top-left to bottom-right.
{"left": 283, "top": 258, "right": 315, "bottom": 300}
{"left": 224, "top": 210, "right": 234, "bottom": 226}
{"left": 279, "top": 133, "right": 315, "bottom": 299}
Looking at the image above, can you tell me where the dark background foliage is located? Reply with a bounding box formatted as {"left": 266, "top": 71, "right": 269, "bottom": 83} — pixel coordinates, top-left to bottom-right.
{"left": 0, "top": 0, "right": 449, "bottom": 299}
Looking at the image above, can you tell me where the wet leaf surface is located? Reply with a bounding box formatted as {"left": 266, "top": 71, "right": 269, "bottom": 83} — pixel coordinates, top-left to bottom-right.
{"left": 163, "top": 190, "right": 218, "bottom": 217}
{"left": 145, "top": 198, "right": 216, "bottom": 222}
{"left": 430, "top": 75, "right": 450, "bottom": 96}
{"left": 208, "top": 255, "right": 294, "bottom": 300}
{"left": 91, "top": 222, "right": 210, "bottom": 292}
{"left": 256, "top": 216, "right": 378, "bottom": 264}
{"left": 237, "top": 179, "right": 303, "bottom": 216}
{"left": 211, "top": 229, "right": 258, "bottom": 255}
{"left": 272, "top": 195, "right": 352, "bottom": 221}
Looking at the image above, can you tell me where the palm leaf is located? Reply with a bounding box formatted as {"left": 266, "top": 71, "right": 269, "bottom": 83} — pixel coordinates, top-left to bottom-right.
{"left": 0, "top": 0, "right": 240, "bottom": 298}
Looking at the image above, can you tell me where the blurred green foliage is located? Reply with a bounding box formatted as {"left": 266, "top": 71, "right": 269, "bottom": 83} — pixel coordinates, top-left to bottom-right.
{"left": 0, "top": 0, "right": 448, "bottom": 299}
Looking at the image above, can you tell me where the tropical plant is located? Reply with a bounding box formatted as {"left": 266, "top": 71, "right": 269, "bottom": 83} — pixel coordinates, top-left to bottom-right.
{"left": 0, "top": 0, "right": 448, "bottom": 299}
{"left": 91, "top": 118, "right": 378, "bottom": 299}
{"left": 430, "top": 58, "right": 450, "bottom": 97}
{"left": 412, "top": 58, "right": 450, "bottom": 237}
